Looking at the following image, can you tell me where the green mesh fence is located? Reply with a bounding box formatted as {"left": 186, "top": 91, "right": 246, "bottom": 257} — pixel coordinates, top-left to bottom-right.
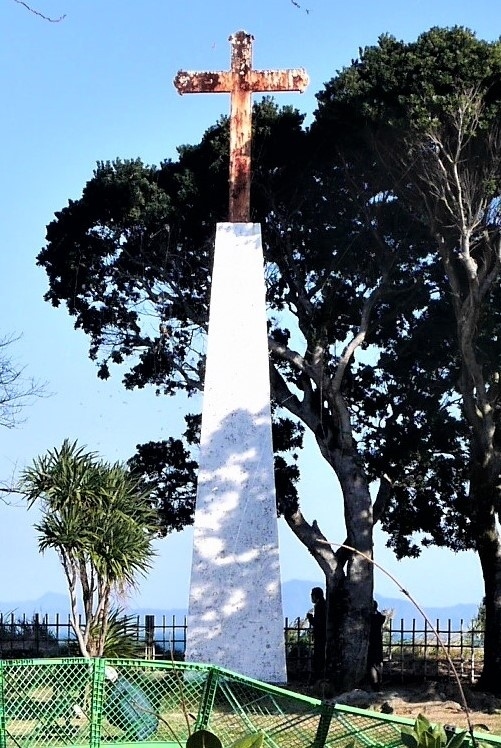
{"left": 0, "top": 658, "right": 500, "bottom": 748}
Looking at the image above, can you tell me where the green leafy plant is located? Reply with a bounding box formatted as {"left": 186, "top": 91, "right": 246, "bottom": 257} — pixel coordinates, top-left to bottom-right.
{"left": 401, "top": 714, "right": 468, "bottom": 748}
{"left": 186, "top": 730, "right": 223, "bottom": 748}
{"left": 186, "top": 730, "right": 264, "bottom": 748}
{"left": 92, "top": 608, "right": 143, "bottom": 658}
{"left": 230, "top": 734, "right": 264, "bottom": 748}
{"left": 21, "top": 439, "right": 158, "bottom": 657}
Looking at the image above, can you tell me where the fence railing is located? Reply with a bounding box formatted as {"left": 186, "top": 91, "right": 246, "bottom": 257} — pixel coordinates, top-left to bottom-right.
{"left": 0, "top": 613, "right": 484, "bottom": 684}
{"left": 382, "top": 617, "right": 483, "bottom": 683}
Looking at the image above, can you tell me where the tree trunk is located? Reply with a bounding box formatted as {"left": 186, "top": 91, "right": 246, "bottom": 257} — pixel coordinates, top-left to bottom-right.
{"left": 471, "top": 462, "right": 501, "bottom": 692}
{"left": 269, "top": 339, "right": 376, "bottom": 690}
{"left": 477, "top": 540, "right": 501, "bottom": 692}
{"left": 284, "top": 447, "right": 374, "bottom": 691}
{"left": 325, "top": 451, "right": 374, "bottom": 690}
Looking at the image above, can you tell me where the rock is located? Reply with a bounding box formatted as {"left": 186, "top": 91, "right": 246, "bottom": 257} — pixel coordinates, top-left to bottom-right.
{"left": 422, "top": 682, "right": 445, "bottom": 701}
{"left": 332, "top": 689, "right": 376, "bottom": 709}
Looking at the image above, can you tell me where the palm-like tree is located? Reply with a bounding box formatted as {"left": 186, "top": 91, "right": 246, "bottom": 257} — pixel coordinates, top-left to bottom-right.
{"left": 21, "top": 439, "right": 157, "bottom": 657}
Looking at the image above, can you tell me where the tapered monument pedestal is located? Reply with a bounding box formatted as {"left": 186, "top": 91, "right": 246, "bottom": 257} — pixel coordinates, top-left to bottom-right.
{"left": 185, "top": 222, "right": 287, "bottom": 683}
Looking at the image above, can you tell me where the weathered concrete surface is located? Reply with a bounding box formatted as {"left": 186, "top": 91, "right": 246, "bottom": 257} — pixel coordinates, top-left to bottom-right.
{"left": 185, "top": 222, "right": 287, "bottom": 683}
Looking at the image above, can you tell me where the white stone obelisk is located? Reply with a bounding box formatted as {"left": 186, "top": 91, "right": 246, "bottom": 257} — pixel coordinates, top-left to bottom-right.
{"left": 185, "top": 222, "right": 287, "bottom": 683}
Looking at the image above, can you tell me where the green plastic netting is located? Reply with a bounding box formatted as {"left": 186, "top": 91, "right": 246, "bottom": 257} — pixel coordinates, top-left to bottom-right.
{"left": 0, "top": 658, "right": 499, "bottom": 748}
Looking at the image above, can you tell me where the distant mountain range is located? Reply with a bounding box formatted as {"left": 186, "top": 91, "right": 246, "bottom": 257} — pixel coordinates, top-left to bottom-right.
{"left": 0, "top": 592, "right": 186, "bottom": 622}
{"left": 0, "top": 581, "right": 479, "bottom": 629}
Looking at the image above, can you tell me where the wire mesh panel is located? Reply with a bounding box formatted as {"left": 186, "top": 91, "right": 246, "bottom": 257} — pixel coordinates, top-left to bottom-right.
{"left": 100, "top": 660, "right": 207, "bottom": 745}
{"left": 204, "top": 673, "right": 324, "bottom": 748}
{"left": 1, "top": 658, "right": 501, "bottom": 748}
{"left": 326, "top": 705, "right": 413, "bottom": 748}
{"left": 2, "top": 658, "right": 93, "bottom": 747}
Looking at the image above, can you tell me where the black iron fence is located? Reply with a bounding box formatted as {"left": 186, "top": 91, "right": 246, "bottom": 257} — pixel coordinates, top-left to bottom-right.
{"left": 0, "top": 612, "right": 484, "bottom": 684}
{"left": 382, "top": 616, "right": 483, "bottom": 684}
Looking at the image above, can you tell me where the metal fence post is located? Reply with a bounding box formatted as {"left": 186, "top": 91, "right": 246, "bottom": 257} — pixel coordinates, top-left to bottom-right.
{"left": 90, "top": 658, "right": 106, "bottom": 748}
{"left": 33, "top": 613, "right": 40, "bottom": 656}
{"left": 312, "top": 702, "right": 334, "bottom": 748}
{"left": 145, "top": 615, "right": 155, "bottom": 660}
{"left": 195, "top": 666, "right": 220, "bottom": 731}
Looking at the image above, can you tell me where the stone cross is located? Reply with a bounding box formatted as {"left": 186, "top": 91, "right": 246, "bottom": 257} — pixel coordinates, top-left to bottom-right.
{"left": 173, "top": 31, "right": 309, "bottom": 222}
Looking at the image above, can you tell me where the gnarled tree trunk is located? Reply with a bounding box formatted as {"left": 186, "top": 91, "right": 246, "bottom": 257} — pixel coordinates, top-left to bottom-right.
{"left": 470, "top": 456, "right": 501, "bottom": 691}
{"left": 326, "top": 452, "right": 374, "bottom": 690}
{"left": 283, "top": 444, "right": 375, "bottom": 691}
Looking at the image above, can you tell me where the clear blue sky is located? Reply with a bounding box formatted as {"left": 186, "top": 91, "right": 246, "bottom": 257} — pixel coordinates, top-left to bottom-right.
{"left": 0, "top": 0, "right": 495, "bottom": 613}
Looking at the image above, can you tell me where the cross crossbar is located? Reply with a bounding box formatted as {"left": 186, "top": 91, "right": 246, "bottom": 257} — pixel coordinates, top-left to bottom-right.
{"left": 174, "top": 31, "right": 309, "bottom": 222}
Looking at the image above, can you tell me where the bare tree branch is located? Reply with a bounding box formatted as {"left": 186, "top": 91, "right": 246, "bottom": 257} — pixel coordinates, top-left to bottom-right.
{"left": 12, "top": 0, "right": 66, "bottom": 22}
{"left": 0, "top": 335, "right": 47, "bottom": 429}
{"left": 289, "top": 0, "right": 310, "bottom": 13}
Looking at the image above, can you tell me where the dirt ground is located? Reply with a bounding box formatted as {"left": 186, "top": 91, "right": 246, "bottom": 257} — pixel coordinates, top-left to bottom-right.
{"left": 299, "top": 681, "right": 501, "bottom": 736}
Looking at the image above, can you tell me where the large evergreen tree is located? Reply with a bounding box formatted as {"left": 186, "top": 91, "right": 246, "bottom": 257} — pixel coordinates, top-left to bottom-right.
{"left": 314, "top": 26, "right": 501, "bottom": 690}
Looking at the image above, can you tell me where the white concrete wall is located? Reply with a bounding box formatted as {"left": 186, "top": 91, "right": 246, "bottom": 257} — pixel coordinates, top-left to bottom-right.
{"left": 185, "top": 222, "right": 287, "bottom": 683}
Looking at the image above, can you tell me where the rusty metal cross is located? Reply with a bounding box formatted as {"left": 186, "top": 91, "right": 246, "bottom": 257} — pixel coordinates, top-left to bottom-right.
{"left": 173, "top": 31, "right": 309, "bottom": 223}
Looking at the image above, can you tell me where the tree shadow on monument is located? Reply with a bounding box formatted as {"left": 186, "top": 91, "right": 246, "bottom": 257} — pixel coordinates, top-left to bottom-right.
{"left": 187, "top": 404, "right": 284, "bottom": 669}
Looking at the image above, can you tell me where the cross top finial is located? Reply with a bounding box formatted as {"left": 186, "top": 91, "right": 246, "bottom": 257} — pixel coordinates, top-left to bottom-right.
{"left": 174, "top": 31, "right": 309, "bottom": 222}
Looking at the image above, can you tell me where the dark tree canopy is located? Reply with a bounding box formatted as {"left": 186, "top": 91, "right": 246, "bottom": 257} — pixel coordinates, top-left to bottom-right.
{"left": 39, "top": 97, "right": 466, "bottom": 553}
{"left": 314, "top": 25, "right": 501, "bottom": 689}
{"left": 127, "top": 434, "right": 197, "bottom": 535}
